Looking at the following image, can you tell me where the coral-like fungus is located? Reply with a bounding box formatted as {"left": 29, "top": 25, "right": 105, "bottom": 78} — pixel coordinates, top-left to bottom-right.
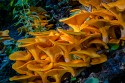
{"left": 9, "top": 0, "right": 125, "bottom": 83}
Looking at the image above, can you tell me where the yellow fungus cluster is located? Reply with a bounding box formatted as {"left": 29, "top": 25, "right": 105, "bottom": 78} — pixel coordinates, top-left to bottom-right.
{"left": 9, "top": 0, "right": 125, "bottom": 83}
{"left": 75, "top": 0, "right": 125, "bottom": 44}
{"left": 0, "top": 30, "right": 10, "bottom": 41}
{"left": 9, "top": 28, "right": 107, "bottom": 83}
